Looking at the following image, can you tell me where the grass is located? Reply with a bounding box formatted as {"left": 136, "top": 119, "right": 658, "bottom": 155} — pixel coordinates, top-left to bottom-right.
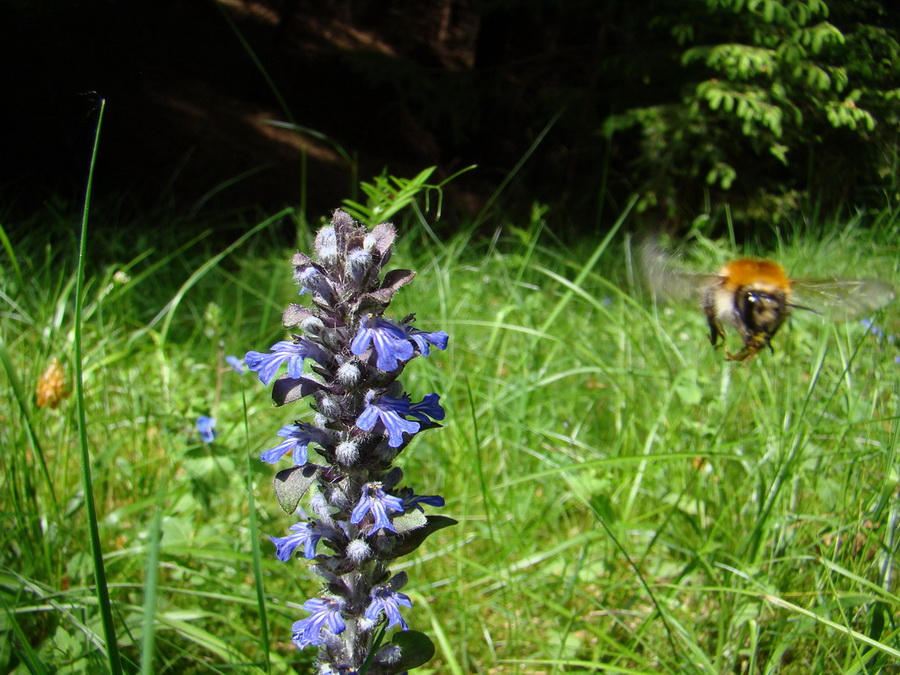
{"left": 2, "top": 196, "right": 899, "bottom": 674}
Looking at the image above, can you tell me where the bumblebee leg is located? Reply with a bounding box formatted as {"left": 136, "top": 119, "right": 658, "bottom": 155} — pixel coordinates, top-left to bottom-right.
{"left": 703, "top": 306, "right": 726, "bottom": 347}
{"left": 725, "top": 334, "right": 767, "bottom": 362}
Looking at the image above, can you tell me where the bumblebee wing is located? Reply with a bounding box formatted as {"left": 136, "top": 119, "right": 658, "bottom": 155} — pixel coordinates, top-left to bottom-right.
{"left": 790, "top": 278, "right": 896, "bottom": 320}
{"left": 641, "top": 240, "right": 720, "bottom": 302}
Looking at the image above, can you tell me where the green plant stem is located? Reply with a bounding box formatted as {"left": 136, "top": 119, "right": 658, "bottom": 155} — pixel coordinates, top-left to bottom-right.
{"left": 75, "top": 96, "right": 124, "bottom": 674}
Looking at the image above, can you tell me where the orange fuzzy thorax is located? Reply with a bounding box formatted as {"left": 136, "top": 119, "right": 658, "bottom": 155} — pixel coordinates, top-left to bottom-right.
{"left": 718, "top": 259, "right": 791, "bottom": 294}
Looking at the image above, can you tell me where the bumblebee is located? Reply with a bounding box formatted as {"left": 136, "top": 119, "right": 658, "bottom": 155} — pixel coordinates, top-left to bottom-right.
{"left": 643, "top": 242, "right": 896, "bottom": 361}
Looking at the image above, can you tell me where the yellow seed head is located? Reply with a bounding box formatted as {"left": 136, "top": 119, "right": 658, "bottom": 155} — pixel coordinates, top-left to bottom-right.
{"left": 36, "top": 358, "right": 69, "bottom": 409}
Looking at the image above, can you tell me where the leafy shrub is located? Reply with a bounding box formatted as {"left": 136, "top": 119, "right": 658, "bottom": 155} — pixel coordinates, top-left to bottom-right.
{"left": 605, "top": 0, "right": 900, "bottom": 225}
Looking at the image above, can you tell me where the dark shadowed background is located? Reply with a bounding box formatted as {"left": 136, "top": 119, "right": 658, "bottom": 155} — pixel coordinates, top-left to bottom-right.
{"left": 2, "top": 0, "right": 898, "bottom": 234}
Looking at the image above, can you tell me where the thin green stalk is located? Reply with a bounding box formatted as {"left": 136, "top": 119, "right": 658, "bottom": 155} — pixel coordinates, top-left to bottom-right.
{"left": 242, "top": 387, "right": 270, "bottom": 672}
{"left": 474, "top": 108, "right": 565, "bottom": 228}
{"left": 139, "top": 485, "right": 165, "bottom": 675}
{"left": 74, "top": 96, "right": 124, "bottom": 674}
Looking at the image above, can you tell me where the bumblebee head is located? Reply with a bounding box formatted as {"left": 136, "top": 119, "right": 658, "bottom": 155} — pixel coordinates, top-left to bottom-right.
{"left": 735, "top": 286, "right": 790, "bottom": 343}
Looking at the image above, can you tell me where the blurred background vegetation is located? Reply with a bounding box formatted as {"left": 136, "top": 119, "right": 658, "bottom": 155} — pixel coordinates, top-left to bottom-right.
{"left": 2, "top": 0, "right": 897, "bottom": 235}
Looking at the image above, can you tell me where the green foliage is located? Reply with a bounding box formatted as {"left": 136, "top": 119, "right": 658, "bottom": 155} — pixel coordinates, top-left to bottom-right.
{"left": 2, "top": 194, "right": 899, "bottom": 671}
{"left": 605, "top": 0, "right": 900, "bottom": 223}
{"left": 341, "top": 165, "right": 476, "bottom": 228}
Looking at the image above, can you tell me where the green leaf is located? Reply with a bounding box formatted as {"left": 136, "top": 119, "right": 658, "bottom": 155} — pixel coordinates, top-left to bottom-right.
{"left": 384, "top": 515, "right": 458, "bottom": 558}
{"left": 273, "top": 464, "right": 320, "bottom": 514}
{"left": 391, "top": 509, "right": 427, "bottom": 535}
{"left": 389, "top": 630, "right": 436, "bottom": 671}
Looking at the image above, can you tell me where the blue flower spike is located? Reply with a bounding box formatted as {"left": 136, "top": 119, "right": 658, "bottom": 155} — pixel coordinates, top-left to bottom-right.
{"left": 245, "top": 210, "right": 451, "bottom": 670}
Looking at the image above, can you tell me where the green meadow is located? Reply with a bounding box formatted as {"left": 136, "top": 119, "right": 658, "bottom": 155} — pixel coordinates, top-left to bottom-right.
{"left": 2, "top": 190, "right": 899, "bottom": 673}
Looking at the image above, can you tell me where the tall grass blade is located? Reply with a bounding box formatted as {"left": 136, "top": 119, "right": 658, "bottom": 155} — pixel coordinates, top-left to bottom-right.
{"left": 762, "top": 593, "right": 900, "bottom": 660}
{"left": 74, "top": 96, "right": 124, "bottom": 673}
{"left": 242, "top": 389, "right": 270, "bottom": 672}
{"left": 538, "top": 194, "right": 636, "bottom": 334}
{"left": 138, "top": 485, "right": 166, "bottom": 675}
{"left": 151, "top": 207, "right": 294, "bottom": 345}
{"left": 474, "top": 108, "right": 564, "bottom": 227}
{"left": 0, "top": 221, "right": 25, "bottom": 291}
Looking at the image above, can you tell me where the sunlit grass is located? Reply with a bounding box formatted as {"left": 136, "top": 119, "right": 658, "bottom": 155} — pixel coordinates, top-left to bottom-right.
{"left": 2, "top": 200, "right": 899, "bottom": 673}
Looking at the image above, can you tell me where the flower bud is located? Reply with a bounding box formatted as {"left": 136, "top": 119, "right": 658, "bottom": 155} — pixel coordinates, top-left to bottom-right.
{"left": 363, "top": 233, "right": 377, "bottom": 253}
{"left": 346, "top": 538, "right": 371, "bottom": 564}
{"left": 300, "top": 315, "right": 325, "bottom": 335}
{"left": 314, "top": 226, "right": 337, "bottom": 264}
{"left": 335, "top": 440, "right": 359, "bottom": 465}
{"left": 346, "top": 249, "right": 372, "bottom": 287}
{"left": 336, "top": 361, "right": 361, "bottom": 387}
{"left": 317, "top": 396, "right": 341, "bottom": 419}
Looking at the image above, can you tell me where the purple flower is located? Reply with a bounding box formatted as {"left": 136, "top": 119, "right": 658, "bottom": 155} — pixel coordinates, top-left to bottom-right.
{"left": 364, "top": 582, "right": 413, "bottom": 631}
{"left": 397, "top": 487, "right": 445, "bottom": 513}
{"left": 291, "top": 597, "right": 346, "bottom": 650}
{"left": 405, "top": 326, "right": 449, "bottom": 357}
{"left": 271, "top": 521, "right": 327, "bottom": 561}
{"left": 409, "top": 393, "right": 445, "bottom": 423}
{"left": 225, "top": 355, "right": 247, "bottom": 374}
{"left": 350, "top": 482, "right": 405, "bottom": 534}
{"left": 351, "top": 316, "right": 414, "bottom": 372}
{"left": 862, "top": 318, "right": 885, "bottom": 338}
{"left": 261, "top": 422, "right": 324, "bottom": 465}
{"left": 245, "top": 338, "right": 328, "bottom": 386}
{"left": 196, "top": 416, "right": 217, "bottom": 443}
{"left": 356, "top": 391, "right": 420, "bottom": 448}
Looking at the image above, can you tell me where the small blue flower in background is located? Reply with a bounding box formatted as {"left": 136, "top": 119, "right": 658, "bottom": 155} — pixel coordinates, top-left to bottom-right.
{"left": 196, "top": 416, "right": 217, "bottom": 443}
{"left": 350, "top": 482, "right": 406, "bottom": 533}
{"left": 225, "top": 355, "right": 247, "bottom": 374}
{"left": 351, "top": 315, "right": 415, "bottom": 371}
{"left": 271, "top": 521, "right": 328, "bottom": 561}
{"left": 861, "top": 317, "right": 886, "bottom": 338}
{"left": 260, "top": 422, "right": 324, "bottom": 465}
{"left": 365, "top": 580, "right": 413, "bottom": 631}
{"left": 291, "top": 597, "right": 346, "bottom": 649}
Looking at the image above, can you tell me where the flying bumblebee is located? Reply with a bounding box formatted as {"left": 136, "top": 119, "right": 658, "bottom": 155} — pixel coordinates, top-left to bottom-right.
{"left": 642, "top": 241, "right": 896, "bottom": 361}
